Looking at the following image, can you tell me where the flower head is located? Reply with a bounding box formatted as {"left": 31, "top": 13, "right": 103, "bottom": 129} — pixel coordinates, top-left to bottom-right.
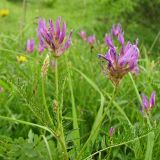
{"left": 0, "top": 9, "right": 9, "bottom": 17}
{"left": 17, "top": 55, "right": 27, "bottom": 63}
{"left": 79, "top": 30, "right": 96, "bottom": 48}
{"left": 98, "top": 24, "right": 139, "bottom": 86}
{"left": 141, "top": 91, "right": 156, "bottom": 112}
{"left": 87, "top": 35, "right": 95, "bottom": 47}
{"left": 111, "top": 23, "right": 122, "bottom": 37}
{"left": 109, "top": 127, "right": 114, "bottom": 138}
{"left": 26, "top": 39, "right": 34, "bottom": 53}
{"left": 37, "top": 17, "right": 73, "bottom": 57}
{"left": 78, "top": 31, "right": 87, "bottom": 41}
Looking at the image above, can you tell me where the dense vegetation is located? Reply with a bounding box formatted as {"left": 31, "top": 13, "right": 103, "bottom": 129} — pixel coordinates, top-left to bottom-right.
{"left": 0, "top": 0, "right": 160, "bottom": 159}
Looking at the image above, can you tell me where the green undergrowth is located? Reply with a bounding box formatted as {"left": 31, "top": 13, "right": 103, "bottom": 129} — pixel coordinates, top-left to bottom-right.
{"left": 0, "top": 0, "right": 160, "bottom": 160}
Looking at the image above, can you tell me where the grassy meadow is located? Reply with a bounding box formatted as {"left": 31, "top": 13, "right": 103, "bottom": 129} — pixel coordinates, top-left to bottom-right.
{"left": 0, "top": 0, "right": 160, "bottom": 159}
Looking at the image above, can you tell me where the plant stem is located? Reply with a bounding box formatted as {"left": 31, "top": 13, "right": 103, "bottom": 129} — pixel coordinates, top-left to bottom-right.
{"left": 0, "top": 115, "right": 56, "bottom": 136}
{"left": 42, "top": 135, "right": 53, "bottom": 160}
{"left": 54, "top": 58, "right": 60, "bottom": 126}
{"left": 42, "top": 77, "right": 54, "bottom": 127}
{"left": 58, "top": 135, "right": 69, "bottom": 160}
{"left": 54, "top": 58, "right": 68, "bottom": 160}
{"left": 55, "top": 58, "right": 59, "bottom": 100}
{"left": 76, "top": 87, "right": 117, "bottom": 160}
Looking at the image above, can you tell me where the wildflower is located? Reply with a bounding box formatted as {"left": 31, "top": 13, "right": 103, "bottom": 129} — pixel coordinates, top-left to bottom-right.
{"left": 79, "top": 31, "right": 96, "bottom": 48}
{"left": 37, "top": 17, "right": 73, "bottom": 57}
{"left": 16, "top": 55, "right": 27, "bottom": 63}
{"left": 111, "top": 23, "right": 122, "bottom": 37}
{"left": 0, "top": 9, "right": 9, "bottom": 17}
{"left": 26, "top": 39, "right": 34, "bottom": 53}
{"left": 141, "top": 91, "right": 156, "bottom": 112}
{"left": 78, "top": 31, "right": 87, "bottom": 41}
{"left": 87, "top": 35, "right": 95, "bottom": 48}
{"left": 109, "top": 127, "right": 114, "bottom": 138}
{"left": 98, "top": 24, "right": 139, "bottom": 86}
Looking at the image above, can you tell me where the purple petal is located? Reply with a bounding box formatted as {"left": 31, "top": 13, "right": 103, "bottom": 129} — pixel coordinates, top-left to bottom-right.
{"left": 109, "top": 48, "right": 118, "bottom": 63}
{"left": 142, "top": 94, "right": 149, "bottom": 109}
{"left": 38, "top": 18, "right": 46, "bottom": 29}
{"left": 49, "top": 19, "right": 54, "bottom": 33}
{"left": 109, "top": 127, "right": 114, "bottom": 137}
{"left": 64, "top": 39, "right": 71, "bottom": 49}
{"left": 87, "top": 35, "right": 95, "bottom": 46}
{"left": 123, "top": 42, "right": 131, "bottom": 55}
{"left": 59, "top": 22, "right": 66, "bottom": 44}
{"left": 56, "top": 17, "right": 61, "bottom": 39}
{"left": 79, "top": 30, "right": 87, "bottom": 41}
{"left": 98, "top": 53, "right": 112, "bottom": 68}
{"left": 118, "top": 33, "right": 124, "bottom": 46}
{"left": 149, "top": 91, "right": 156, "bottom": 108}
{"left": 105, "top": 35, "right": 114, "bottom": 48}
{"left": 111, "top": 23, "right": 122, "bottom": 36}
{"left": 119, "top": 44, "right": 139, "bottom": 64}
{"left": 63, "top": 30, "right": 73, "bottom": 50}
{"left": 26, "top": 39, "right": 34, "bottom": 53}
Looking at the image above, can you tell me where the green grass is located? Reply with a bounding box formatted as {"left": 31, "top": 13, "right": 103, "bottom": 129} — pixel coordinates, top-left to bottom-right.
{"left": 0, "top": 0, "right": 160, "bottom": 160}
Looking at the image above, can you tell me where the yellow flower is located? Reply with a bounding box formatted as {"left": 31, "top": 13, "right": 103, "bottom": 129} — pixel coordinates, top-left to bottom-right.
{"left": 0, "top": 9, "right": 9, "bottom": 17}
{"left": 16, "top": 55, "right": 27, "bottom": 63}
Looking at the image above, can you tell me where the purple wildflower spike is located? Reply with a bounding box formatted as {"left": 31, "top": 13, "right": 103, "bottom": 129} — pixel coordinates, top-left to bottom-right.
{"left": 79, "top": 31, "right": 95, "bottom": 48}
{"left": 99, "top": 24, "right": 139, "bottom": 86}
{"left": 78, "top": 31, "right": 87, "bottom": 41}
{"left": 149, "top": 91, "right": 156, "bottom": 108}
{"left": 109, "top": 127, "right": 114, "bottom": 138}
{"left": 26, "top": 39, "right": 34, "bottom": 53}
{"left": 111, "top": 23, "right": 122, "bottom": 37}
{"left": 87, "top": 35, "right": 95, "bottom": 47}
{"left": 142, "top": 94, "right": 149, "bottom": 109}
{"left": 141, "top": 91, "right": 156, "bottom": 112}
{"left": 37, "top": 17, "right": 73, "bottom": 57}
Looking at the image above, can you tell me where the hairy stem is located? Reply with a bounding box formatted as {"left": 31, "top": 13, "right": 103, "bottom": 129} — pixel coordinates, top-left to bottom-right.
{"left": 42, "top": 77, "right": 54, "bottom": 127}
{"left": 54, "top": 58, "right": 68, "bottom": 160}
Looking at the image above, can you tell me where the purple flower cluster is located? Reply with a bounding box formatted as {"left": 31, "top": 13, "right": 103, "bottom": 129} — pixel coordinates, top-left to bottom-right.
{"left": 98, "top": 24, "right": 139, "bottom": 86}
{"left": 26, "top": 39, "right": 34, "bottom": 53}
{"left": 78, "top": 31, "right": 95, "bottom": 47}
{"left": 111, "top": 23, "right": 122, "bottom": 37}
{"left": 141, "top": 92, "right": 156, "bottom": 112}
{"left": 37, "top": 17, "right": 73, "bottom": 57}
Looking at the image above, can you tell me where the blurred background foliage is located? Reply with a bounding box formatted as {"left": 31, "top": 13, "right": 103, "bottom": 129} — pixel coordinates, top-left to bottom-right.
{"left": 1, "top": 0, "right": 160, "bottom": 54}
